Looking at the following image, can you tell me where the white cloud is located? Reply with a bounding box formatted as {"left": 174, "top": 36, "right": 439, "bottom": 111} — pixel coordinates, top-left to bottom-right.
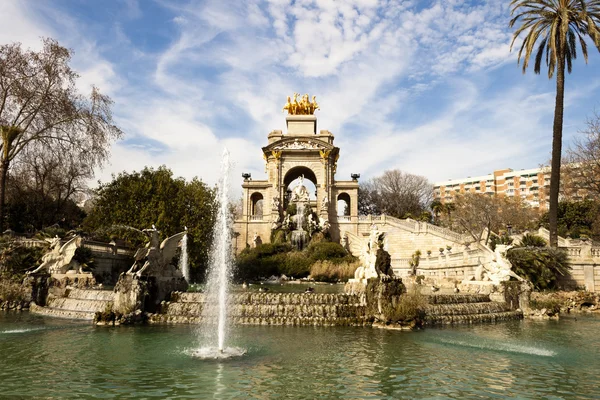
{"left": 3, "top": 0, "right": 600, "bottom": 194}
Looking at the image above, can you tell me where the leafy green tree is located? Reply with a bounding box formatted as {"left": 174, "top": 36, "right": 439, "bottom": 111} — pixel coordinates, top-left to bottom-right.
{"left": 510, "top": 0, "right": 600, "bottom": 247}
{"left": 84, "top": 166, "right": 216, "bottom": 281}
{"left": 540, "top": 199, "right": 600, "bottom": 239}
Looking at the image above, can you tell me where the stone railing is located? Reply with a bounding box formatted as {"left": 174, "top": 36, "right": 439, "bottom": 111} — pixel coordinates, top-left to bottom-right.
{"left": 561, "top": 245, "right": 600, "bottom": 260}
{"left": 18, "top": 239, "right": 47, "bottom": 248}
{"left": 337, "top": 216, "right": 352, "bottom": 222}
{"left": 82, "top": 240, "right": 134, "bottom": 257}
{"left": 249, "top": 215, "right": 263, "bottom": 221}
{"left": 371, "top": 215, "right": 468, "bottom": 244}
{"left": 392, "top": 247, "right": 490, "bottom": 279}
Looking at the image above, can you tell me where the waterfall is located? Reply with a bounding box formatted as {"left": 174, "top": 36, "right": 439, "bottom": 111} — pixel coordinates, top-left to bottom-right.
{"left": 296, "top": 202, "right": 305, "bottom": 230}
{"left": 179, "top": 234, "right": 189, "bottom": 282}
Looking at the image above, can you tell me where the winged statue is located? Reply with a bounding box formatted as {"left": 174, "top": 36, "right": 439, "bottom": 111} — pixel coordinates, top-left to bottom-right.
{"left": 126, "top": 227, "right": 187, "bottom": 278}
{"left": 28, "top": 236, "right": 83, "bottom": 275}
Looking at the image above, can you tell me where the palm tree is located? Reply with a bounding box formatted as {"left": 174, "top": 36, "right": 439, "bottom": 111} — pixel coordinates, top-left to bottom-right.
{"left": 509, "top": 0, "right": 600, "bottom": 247}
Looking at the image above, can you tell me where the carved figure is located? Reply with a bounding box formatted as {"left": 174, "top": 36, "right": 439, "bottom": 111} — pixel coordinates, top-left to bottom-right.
{"left": 253, "top": 233, "right": 263, "bottom": 248}
{"left": 282, "top": 96, "right": 292, "bottom": 114}
{"left": 271, "top": 196, "right": 280, "bottom": 210}
{"left": 28, "top": 236, "right": 83, "bottom": 275}
{"left": 301, "top": 94, "right": 310, "bottom": 113}
{"left": 291, "top": 175, "right": 310, "bottom": 202}
{"left": 341, "top": 234, "right": 348, "bottom": 250}
{"left": 321, "top": 195, "right": 329, "bottom": 210}
{"left": 311, "top": 95, "right": 320, "bottom": 113}
{"left": 345, "top": 226, "right": 386, "bottom": 282}
{"left": 476, "top": 245, "right": 525, "bottom": 284}
{"left": 292, "top": 93, "right": 300, "bottom": 115}
{"left": 319, "top": 217, "right": 330, "bottom": 233}
{"left": 126, "top": 227, "right": 187, "bottom": 278}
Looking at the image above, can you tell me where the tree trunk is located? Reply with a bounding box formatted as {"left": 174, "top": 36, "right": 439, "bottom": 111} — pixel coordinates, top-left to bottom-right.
{"left": 0, "top": 159, "right": 10, "bottom": 230}
{"left": 548, "top": 52, "right": 566, "bottom": 248}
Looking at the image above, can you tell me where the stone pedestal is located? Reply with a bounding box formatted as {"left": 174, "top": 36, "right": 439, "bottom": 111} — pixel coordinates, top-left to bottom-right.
{"left": 286, "top": 115, "right": 317, "bottom": 135}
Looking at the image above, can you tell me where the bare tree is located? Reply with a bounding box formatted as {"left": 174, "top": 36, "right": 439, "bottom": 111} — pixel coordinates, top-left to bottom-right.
{"left": 359, "top": 170, "right": 433, "bottom": 219}
{"left": 439, "top": 193, "right": 539, "bottom": 245}
{"left": 0, "top": 38, "right": 123, "bottom": 226}
{"left": 563, "top": 112, "right": 600, "bottom": 199}
{"left": 358, "top": 179, "right": 382, "bottom": 216}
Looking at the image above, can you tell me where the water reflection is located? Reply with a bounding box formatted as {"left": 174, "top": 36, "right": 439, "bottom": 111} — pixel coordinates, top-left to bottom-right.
{"left": 1, "top": 314, "right": 599, "bottom": 398}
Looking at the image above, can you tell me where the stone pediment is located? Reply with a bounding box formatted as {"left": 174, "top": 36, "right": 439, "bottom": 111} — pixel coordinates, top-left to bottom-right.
{"left": 263, "top": 137, "right": 335, "bottom": 153}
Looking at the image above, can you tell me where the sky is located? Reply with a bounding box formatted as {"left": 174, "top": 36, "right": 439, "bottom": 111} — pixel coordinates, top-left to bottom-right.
{"left": 1, "top": 0, "right": 600, "bottom": 193}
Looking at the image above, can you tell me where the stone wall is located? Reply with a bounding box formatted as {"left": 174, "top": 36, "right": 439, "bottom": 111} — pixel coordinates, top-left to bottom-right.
{"left": 557, "top": 245, "right": 600, "bottom": 292}
{"left": 83, "top": 241, "right": 134, "bottom": 285}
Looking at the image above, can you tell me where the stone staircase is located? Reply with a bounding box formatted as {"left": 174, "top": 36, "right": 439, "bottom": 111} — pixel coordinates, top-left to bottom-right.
{"left": 424, "top": 293, "right": 523, "bottom": 325}
{"left": 30, "top": 289, "right": 114, "bottom": 321}
{"left": 149, "top": 292, "right": 370, "bottom": 326}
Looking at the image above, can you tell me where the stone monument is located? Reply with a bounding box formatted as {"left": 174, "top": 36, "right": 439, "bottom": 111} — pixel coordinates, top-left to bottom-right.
{"left": 233, "top": 93, "right": 359, "bottom": 251}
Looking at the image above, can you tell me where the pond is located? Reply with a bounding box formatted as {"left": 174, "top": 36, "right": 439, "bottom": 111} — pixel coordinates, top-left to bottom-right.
{"left": 1, "top": 312, "right": 598, "bottom": 398}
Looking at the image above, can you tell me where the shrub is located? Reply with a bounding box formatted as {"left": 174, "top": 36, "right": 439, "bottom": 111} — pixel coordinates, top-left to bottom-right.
{"left": 234, "top": 240, "right": 358, "bottom": 282}
{"left": 506, "top": 247, "right": 570, "bottom": 290}
{"left": 306, "top": 241, "right": 347, "bottom": 261}
{"left": 234, "top": 243, "right": 293, "bottom": 281}
{"left": 0, "top": 244, "right": 45, "bottom": 279}
{"left": 270, "top": 229, "right": 286, "bottom": 244}
{"left": 281, "top": 251, "right": 312, "bottom": 277}
{"left": 489, "top": 233, "right": 513, "bottom": 251}
{"left": 530, "top": 298, "right": 561, "bottom": 314}
{"left": 310, "top": 259, "right": 359, "bottom": 282}
{"left": 520, "top": 233, "right": 547, "bottom": 248}
{"left": 386, "top": 286, "right": 427, "bottom": 326}
{"left": 73, "top": 246, "right": 96, "bottom": 272}
{"left": 0, "top": 278, "right": 29, "bottom": 303}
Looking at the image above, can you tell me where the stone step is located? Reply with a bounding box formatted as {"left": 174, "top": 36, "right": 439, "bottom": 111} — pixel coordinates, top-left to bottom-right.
{"left": 148, "top": 314, "right": 372, "bottom": 327}
{"left": 426, "top": 294, "right": 491, "bottom": 304}
{"left": 47, "top": 298, "right": 113, "bottom": 313}
{"left": 67, "top": 289, "right": 114, "bottom": 301}
{"left": 426, "top": 302, "right": 511, "bottom": 317}
{"left": 162, "top": 302, "right": 367, "bottom": 319}
{"left": 171, "top": 292, "right": 361, "bottom": 306}
{"left": 30, "top": 303, "right": 96, "bottom": 320}
{"left": 425, "top": 310, "right": 523, "bottom": 325}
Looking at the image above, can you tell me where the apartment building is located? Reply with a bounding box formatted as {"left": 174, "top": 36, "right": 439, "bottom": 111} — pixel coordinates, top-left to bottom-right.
{"left": 433, "top": 167, "right": 551, "bottom": 210}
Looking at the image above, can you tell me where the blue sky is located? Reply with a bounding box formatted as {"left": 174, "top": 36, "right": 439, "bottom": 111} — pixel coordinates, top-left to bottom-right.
{"left": 2, "top": 0, "right": 600, "bottom": 192}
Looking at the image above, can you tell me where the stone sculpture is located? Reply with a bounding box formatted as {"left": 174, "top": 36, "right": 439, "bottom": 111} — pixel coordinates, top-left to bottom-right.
{"left": 271, "top": 196, "right": 280, "bottom": 210}
{"left": 321, "top": 195, "right": 329, "bottom": 210}
{"left": 472, "top": 245, "right": 525, "bottom": 284}
{"left": 126, "top": 227, "right": 187, "bottom": 278}
{"left": 253, "top": 233, "right": 262, "bottom": 248}
{"left": 348, "top": 225, "right": 385, "bottom": 282}
{"left": 28, "top": 236, "right": 83, "bottom": 275}
{"left": 291, "top": 175, "right": 310, "bottom": 202}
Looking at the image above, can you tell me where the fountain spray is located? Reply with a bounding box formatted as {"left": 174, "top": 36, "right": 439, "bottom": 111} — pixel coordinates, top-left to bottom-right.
{"left": 192, "top": 148, "right": 245, "bottom": 359}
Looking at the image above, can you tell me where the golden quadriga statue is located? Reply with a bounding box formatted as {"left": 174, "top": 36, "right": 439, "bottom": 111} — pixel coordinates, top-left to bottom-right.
{"left": 283, "top": 93, "right": 320, "bottom": 115}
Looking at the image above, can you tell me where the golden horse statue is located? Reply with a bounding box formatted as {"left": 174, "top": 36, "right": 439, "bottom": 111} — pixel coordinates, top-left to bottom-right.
{"left": 283, "top": 93, "right": 320, "bottom": 115}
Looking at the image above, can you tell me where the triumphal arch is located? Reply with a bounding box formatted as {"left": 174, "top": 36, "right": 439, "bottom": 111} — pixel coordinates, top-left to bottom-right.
{"left": 233, "top": 94, "right": 359, "bottom": 252}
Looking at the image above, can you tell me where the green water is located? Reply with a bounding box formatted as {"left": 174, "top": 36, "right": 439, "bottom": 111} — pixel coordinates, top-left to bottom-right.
{"left": 1, "top": 313, "right": 599, "bottom": 399}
